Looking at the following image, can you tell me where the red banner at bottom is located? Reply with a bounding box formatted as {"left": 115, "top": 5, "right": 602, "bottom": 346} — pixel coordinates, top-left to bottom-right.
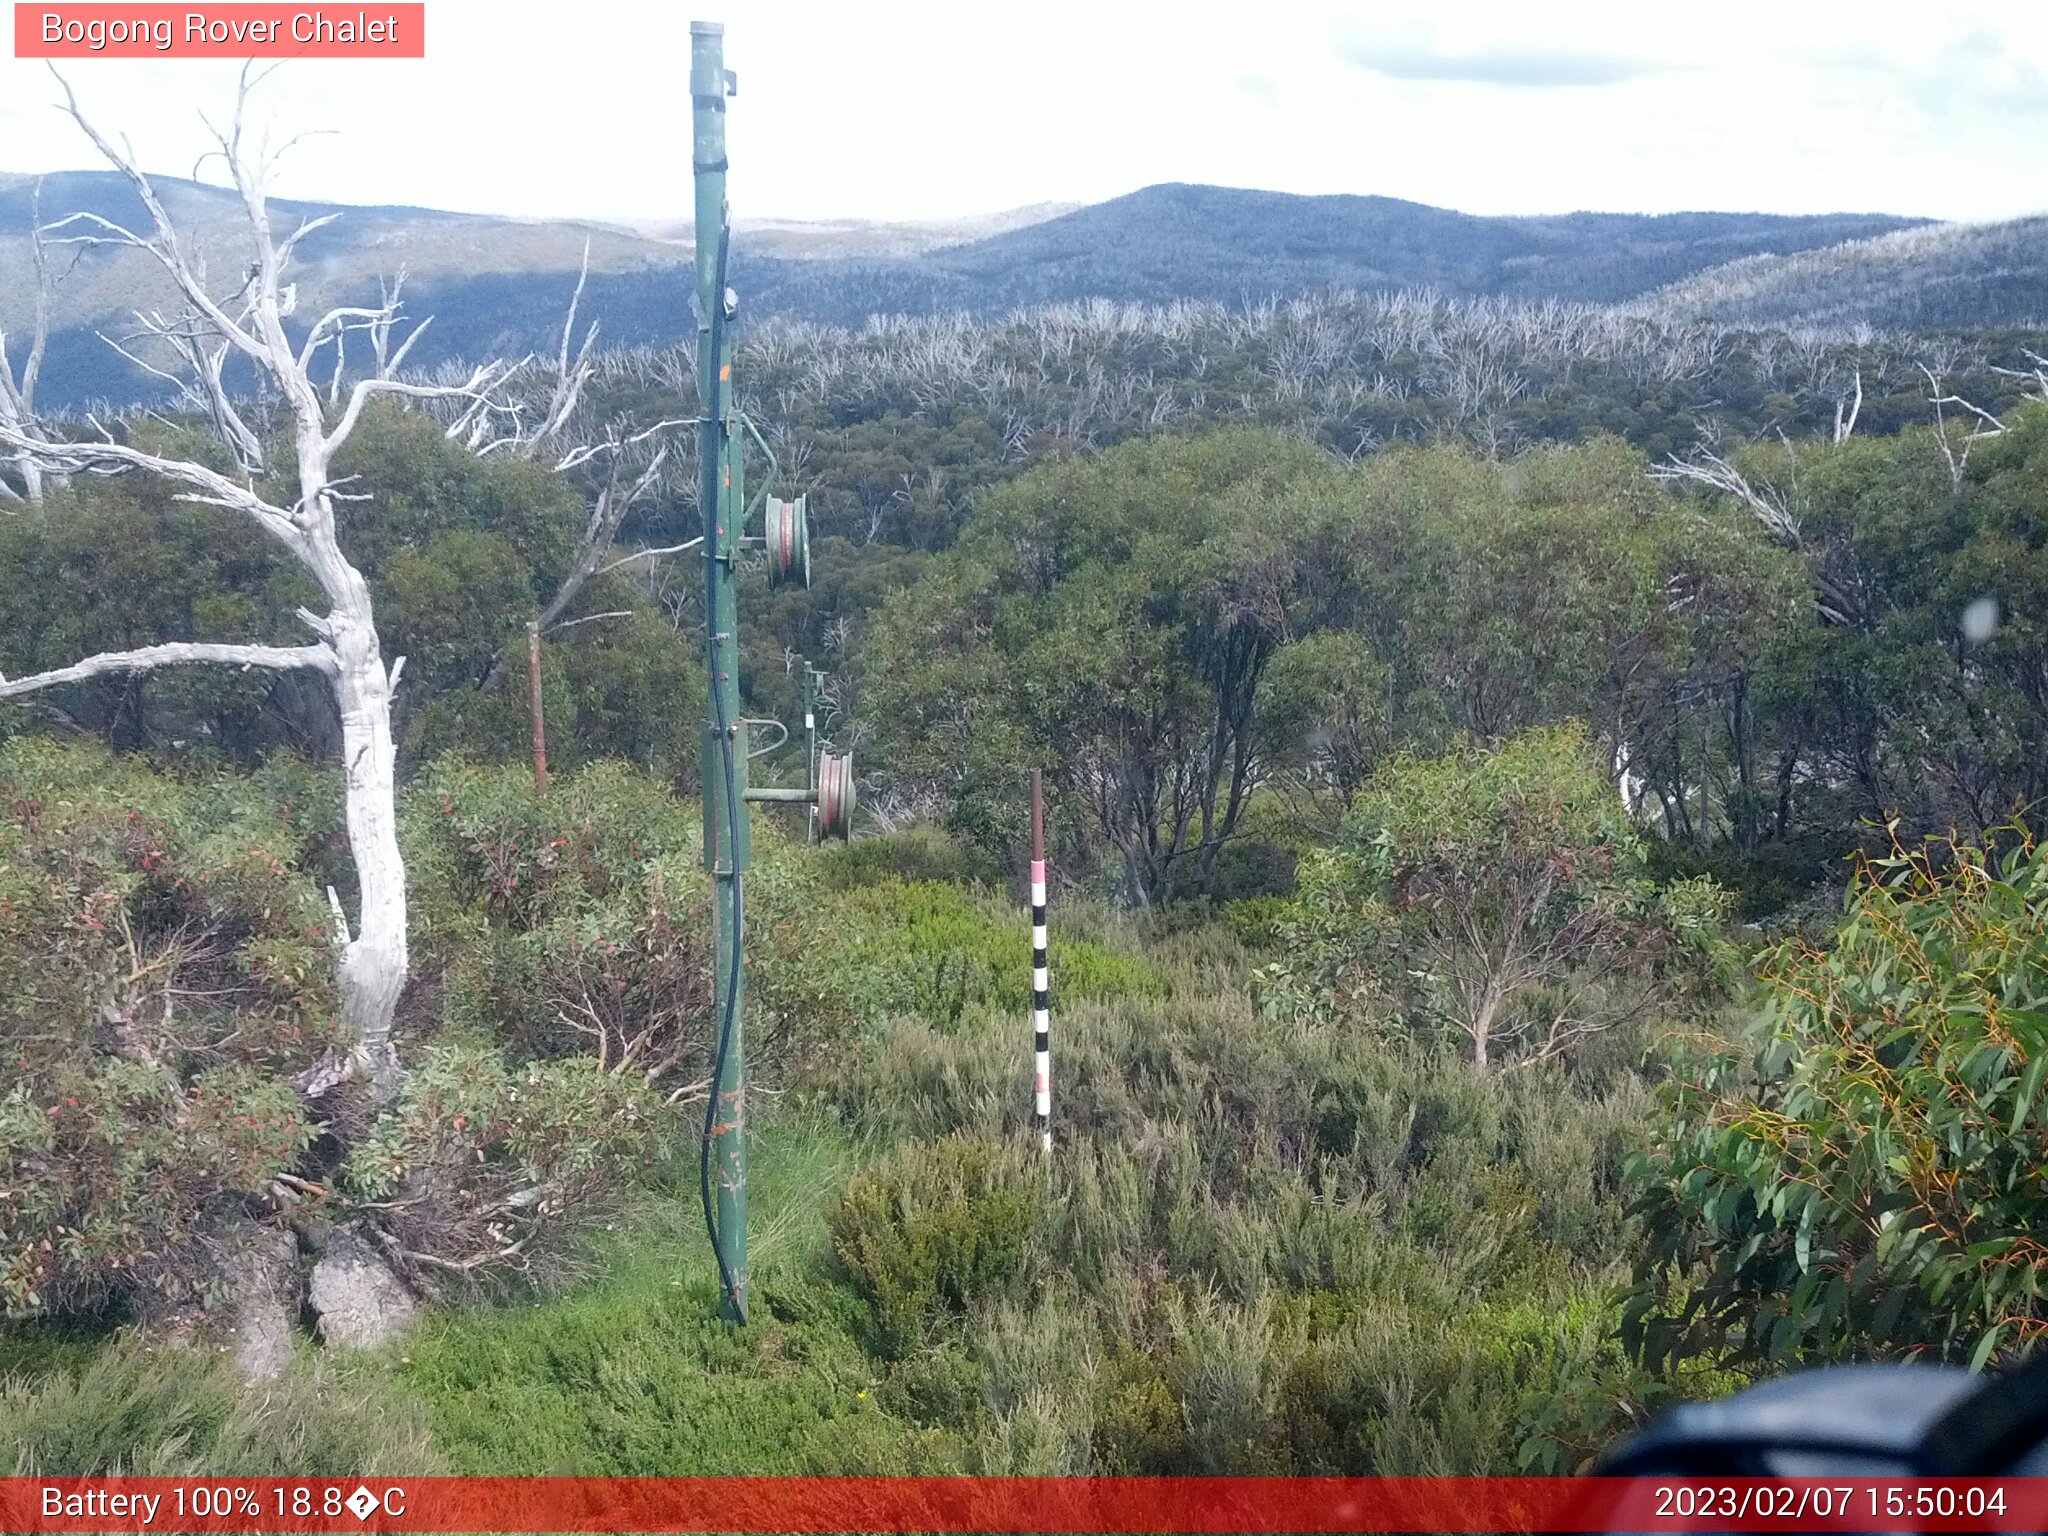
{"left": 4, "top": 1475, "right": 2042, "bottom": 1533}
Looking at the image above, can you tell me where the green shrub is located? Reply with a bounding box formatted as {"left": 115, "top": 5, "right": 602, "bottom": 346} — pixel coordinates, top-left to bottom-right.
{"left": 1223, "top": 893, "right": 1295, "bottom": 950}
{"left": 877, "top": 1344, "right": 987, "bottom": 1429}
{"left": 1162, "top": 838, "right": 1299, "bottom": 905}
{"left": 0, "top": 740, "right": 333, "bottom": 1317}
{"left": 404, "top": 758, "right": 845, "bottom": 1093}
{"left": 963, "top": 1294, "right": 1098, "bottom": 1473}
{"left": 831, "top": 1136, "right": 1040, "bottom": 1357}
{"left": 816, "top": 826, "right": 1004, "bottom": 891}
{"left": 1510, "top": 1291, "right": 1738, "bottom": 1474}
{"left": 344, "top": 1045, "right": 664, "bottom": 1288}
{"left": 1092, "top": 1343, "right": 1187, "bottom": 1472}
{"left": 1644, "top": 833, "right": 1844, "bottom": 925}
{"left": 824, "top": 880, "right": 1164, "bottom": 1030}
{"left": 827, "top": 1014, "right": 1020, "bottom": 1143}
{"left": 1629, "top": 827, "right": 2048, "bottom": 1374}
{"left": 1254, "top": 725, "right": 1732, "bottom": 1069}
{"left": 404, "top": 758, "right": 695, "bottom": 951}
{"left": 435, "top": 860, "right": 716, "bottom": 1094}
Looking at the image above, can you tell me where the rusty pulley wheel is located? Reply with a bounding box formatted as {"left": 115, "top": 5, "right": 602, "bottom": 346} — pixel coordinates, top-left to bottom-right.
{"left": 764, "top": 495, "right": 810, "bottom": 589}
{"left": 816, "top": 749, "right": 855, "bottom": 841}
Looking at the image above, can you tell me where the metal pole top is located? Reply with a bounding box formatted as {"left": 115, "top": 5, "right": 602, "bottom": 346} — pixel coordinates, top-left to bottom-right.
{"left": 691, "top": 20, "right": 725, "bottom": 35}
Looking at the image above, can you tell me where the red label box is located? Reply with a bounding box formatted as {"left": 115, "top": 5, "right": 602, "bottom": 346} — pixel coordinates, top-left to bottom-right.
{"left": 14, "top": 4, "right": 425, "bottom": 57}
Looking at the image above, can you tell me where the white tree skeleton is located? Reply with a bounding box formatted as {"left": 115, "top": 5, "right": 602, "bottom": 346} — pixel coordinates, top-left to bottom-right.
{"left": 0, "top": 67, "right": 514, "bottom": 1097}
{"left": 0, "top": 179, "right": 64, "bottom": 505}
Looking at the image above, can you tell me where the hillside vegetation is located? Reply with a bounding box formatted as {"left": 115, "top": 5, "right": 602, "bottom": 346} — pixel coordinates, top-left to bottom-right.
{"left": 882, "top": 187, "right": 1923, "bottom": 310}
{"left": 0, "top": 739, "right": 1701, "bottom": 1477}
{"left": 7, "top": 122, "right": 2048, "bottom": 1476}
{"left": 1646, "top": 216, "right": 2048, "bottom": 332}
{"left": 9, "top": 376, "right": 2048, "bottom": 1474}
{"left": 3, "top": 174, "right": 1931, "bottom": 407}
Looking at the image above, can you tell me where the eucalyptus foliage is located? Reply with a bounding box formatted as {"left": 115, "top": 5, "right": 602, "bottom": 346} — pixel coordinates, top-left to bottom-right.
{"left": 1628, "top": 829, "right": 2048, "bottom": 1373}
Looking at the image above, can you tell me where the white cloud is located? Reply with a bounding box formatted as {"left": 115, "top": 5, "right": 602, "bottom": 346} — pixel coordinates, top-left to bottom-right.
{"left": 0, "top": 0, "right": 2042, "bottom": 223}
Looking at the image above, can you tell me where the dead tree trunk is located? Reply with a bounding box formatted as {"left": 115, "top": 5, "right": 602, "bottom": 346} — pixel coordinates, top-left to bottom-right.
{"left": 455, "top": 259, "right": 688, "bottom": 730}
{"left": 0, "top": 179, "right": 63, "bottom": 506}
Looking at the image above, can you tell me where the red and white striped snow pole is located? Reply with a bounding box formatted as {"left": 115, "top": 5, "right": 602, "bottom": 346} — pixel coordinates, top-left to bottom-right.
{"left": 1030, "top": 768, "right": 1051, "bottom": 1151}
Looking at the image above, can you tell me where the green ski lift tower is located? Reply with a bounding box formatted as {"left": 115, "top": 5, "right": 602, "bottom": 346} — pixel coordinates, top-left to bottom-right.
{"left": 691, "top": 19, "right": 852, "bottom": 1325}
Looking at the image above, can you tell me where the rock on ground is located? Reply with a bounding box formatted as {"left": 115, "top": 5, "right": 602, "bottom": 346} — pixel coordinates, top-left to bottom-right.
{"left": 307, "top": 1228, "right": 418, "bottom": 1350}
{"left": 208, "top": 1221, "right": 301, "bottom": 1380}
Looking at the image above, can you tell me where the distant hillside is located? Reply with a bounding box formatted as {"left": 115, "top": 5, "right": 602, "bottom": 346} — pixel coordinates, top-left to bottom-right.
{"left": 0, "top": 170, "right": 1069, "bottom": 344}
{"left": 0, "top": 173, "right": 1940, "bottom": 408}
{"left": 900, "top": 185, "right": 1926, "bottom": 308}
{"left": 1643, "top": 216, "right": 2048, "bottom": 331}
{"left": 634, "top": 202, "right": 1082, "bottom": 259}
{"left": 718, "top": 186, "right": 1928, "bottom": 327}
{"left": 0, "top": 169, "right": 678, "bottom": 317}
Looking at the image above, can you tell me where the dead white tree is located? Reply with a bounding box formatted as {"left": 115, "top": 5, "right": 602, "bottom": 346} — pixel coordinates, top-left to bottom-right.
{"left": 1831, "top": 365, "right": 1863, "bottom": 445}
{"left": 1650, "top": 440, "right": 1803, "bottom": 548}
{"left": 538, "top": 425, "right": 683, "bottom": 628}
{"left": 1991, "top": 350, "right": 2048, "bottom": 403}
{"left": 532, "top": 417, "right": 692, "bottom": 626}
{"left": 0, "top": 71, "right": 512, "bottom": 1095}
{"left": 1650, "top": 433, "right": 1861, "bottom": 628}
{"left": 433, "top": 260, "right": 689, "bottom": 789}
{"left": 503, "top": 240, "right": 601, "bottom": 461}
{"left": 514, "top": 423, "right": 680, "bottom": 790}
{"left": 453, "top": 252, "right": 692, "bottom": 627}
{"left": 1918, "top": 362, "right": 2006, "bottom": 489}
{"left": 0, "top": 179, "right": 64, "bottom": 505}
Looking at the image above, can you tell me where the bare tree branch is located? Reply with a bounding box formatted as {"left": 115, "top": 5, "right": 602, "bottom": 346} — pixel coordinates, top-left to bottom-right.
{"left": 519, "top": 239, "right": 600, "bottom": 456}
{"left": 599, "top": 535, "right": 702, "bottom": 576}
{"left": 535, "top": 444, "right": 671, "bottom": 633}
{"left": 544, "top": 610, "right": 633, "bottom": 636}
{"left": 0, "top": 640, "right": 335, "bottom": 698}
{"left": 1919, "top": 362, "right": 2006, "bottom": 489}
{"left": 1990, "top": 350, "right": 2048, "bottom": 403}
{"left": 1832, "top": 365, "right": 1862, "bottom": 444}
{"left": 42, "top": 68, "right": 271, "bottom": 369}
{"left": 326, "top": 360, "right": 513, "bottom": 456}
{"left": 0, "top": 425, "right": 308, "bottom": 549}
{"left": 1650, "top": 445, "right": 1801, "bottom": 547}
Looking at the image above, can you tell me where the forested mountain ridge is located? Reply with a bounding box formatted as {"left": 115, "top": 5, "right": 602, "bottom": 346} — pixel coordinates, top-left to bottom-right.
{"left": 2, "top": 172, "right": 1934, "bottom": 407}
{"left": 0, "top": 168, "right": 680, "bottom": 309}
{"left": 878, "top": 185, "right": 1928, "bottom": 307}
{"left": 1643, "top": 214, "right": 2048, "bottom": 331}
{"left": 0, "top": 170, "right": 1069, "bottom": 403}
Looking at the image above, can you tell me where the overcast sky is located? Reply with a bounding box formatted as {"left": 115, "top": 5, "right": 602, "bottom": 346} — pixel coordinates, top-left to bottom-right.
{"left": 2, "top": 0, "right": 2044, "bottom": 226}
